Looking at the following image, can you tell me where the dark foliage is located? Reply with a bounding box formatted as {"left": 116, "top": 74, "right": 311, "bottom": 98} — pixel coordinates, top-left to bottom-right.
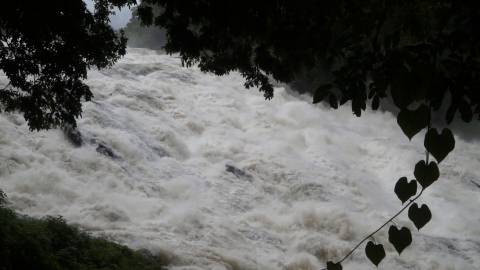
{"left": 408, "top": 203, "right": 432, "bottom": 230}
{"left": 0, "top": 201, "right": 168, "bottom": 270}
{"left": 424, "top": 128, "right": 455, "bottom": 163}
{"left": 388, "top": 226, "right": 412, "bottom": 254}
{"left": 365, "top": 241, "right": 385, "bottom": 267}
{"left": 0, "top": 0, "right": 134, "bottom": 130}
{"left": 414, "top": 160, "right": 439, "bottom": 189}
{"left": 0, "top": 190, "right": 6, "bottom": 206}
{"left": 136, "top": 0, "right": 480, "bottom": 124}
{"left": 394, "top": 177, "right": 417, "bottom": 204}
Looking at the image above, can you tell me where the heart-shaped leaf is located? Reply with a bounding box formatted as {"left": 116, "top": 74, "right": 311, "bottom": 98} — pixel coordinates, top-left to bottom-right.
{"left": 388, "top": 226, "right": 412, "bottom": 254}
{"left": 365, "top": 241, "right": 385, "bottom": 267}
{"left": 414, "top": 160, "right": 439, "bottom": 189}
{"left": 424, "top": 128, "right": 455, "bottom": 163}
{"left": 329, "top": 94, "right": 339, "bottom": 109}
{"left": 326, "top": 261, "right": 342, "bottom": 270}
{"left": 408, "top": 203, "right": 432, "bottom": 230}
{"left": 394, "top": 177, "right": 417, "bottom": 204}
{"left": 397, "top": 105, "right": 430, "bottom": 140}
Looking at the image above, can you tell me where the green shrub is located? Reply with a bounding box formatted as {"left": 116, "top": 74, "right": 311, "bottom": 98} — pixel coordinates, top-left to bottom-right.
{"left": 0, "top": 198, "right": 168, "bottom": 270}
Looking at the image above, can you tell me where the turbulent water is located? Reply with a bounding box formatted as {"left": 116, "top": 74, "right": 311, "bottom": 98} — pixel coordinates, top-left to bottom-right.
{"left": 1, "top": 49, "right": 479, "bottom": 270}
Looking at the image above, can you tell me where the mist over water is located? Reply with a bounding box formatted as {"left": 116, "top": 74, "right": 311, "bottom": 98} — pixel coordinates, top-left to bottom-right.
{"left": 84, "top": 0, "right": 133, "bottom": 29}
{"left": 1, "top": 49, "right": 479, "bottom": 269}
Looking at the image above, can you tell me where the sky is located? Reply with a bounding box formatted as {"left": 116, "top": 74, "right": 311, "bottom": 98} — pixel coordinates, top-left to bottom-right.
{"left": 84, "top": 0, "right": 134, "bottom": 29}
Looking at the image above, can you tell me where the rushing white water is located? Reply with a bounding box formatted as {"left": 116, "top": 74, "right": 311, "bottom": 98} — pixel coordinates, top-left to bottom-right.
{"left": 1, "top": 49, "right": 479, "bottom": 270}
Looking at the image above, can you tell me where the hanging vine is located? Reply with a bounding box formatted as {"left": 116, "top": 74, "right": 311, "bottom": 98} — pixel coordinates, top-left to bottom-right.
{"left": 323, "top": 105, "right": 455, "bottom": 270}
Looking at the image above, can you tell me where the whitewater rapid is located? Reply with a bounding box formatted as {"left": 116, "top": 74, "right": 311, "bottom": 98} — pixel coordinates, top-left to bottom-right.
{"left": 1, "top": 49, "right": 479, "bottom": 270}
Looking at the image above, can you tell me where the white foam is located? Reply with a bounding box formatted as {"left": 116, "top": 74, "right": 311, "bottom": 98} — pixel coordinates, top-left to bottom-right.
{"left": 1, "top": 48, "right": 479, "bottom": 269}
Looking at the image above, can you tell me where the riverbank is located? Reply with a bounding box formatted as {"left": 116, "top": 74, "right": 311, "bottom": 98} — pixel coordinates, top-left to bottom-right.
{"left": 0, "top": 193, "right": 169, "bottom": 270}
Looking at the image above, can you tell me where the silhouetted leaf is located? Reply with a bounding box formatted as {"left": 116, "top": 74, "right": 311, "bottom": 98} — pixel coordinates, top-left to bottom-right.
{"left": 313, "top": 84, "right": 332, "bottom": 104}
{"left": 352, "top": 99, "right": 362, "bottom": 117}
{"left": 424, "top": 128, "right": 455, "bottom": 163}
{"left": 329, "top": 94, "right": 339, "bottom": 109}
{"left": 372, "top": 95, "right": 380, "bottom": 110}
{"left": 326, "top": 261, "right": 342, "bottom": 270}
{"left": 388, "top": 226, "right": 412, "bottom": 254}
{"left": 365, "top": 241, "right": 385, "bottom": 267}
{"left": 459, "top": 99, "right": 473, "bottom": 122}
{"left": 397, "top": 105, "right": 430, "bottom": 140}
{"left": 390, "top": 68, "right": 417, "bottom": 108}
{"left": 414, "top": 160, "right": 439, "bottom": 189}
{"left": 446, "top": 103, "right": 457, "bottom": 124}
{"left": 339, "top": 95, "right": 349, "bottom": 106}
{"left": 137, "top": 5, "right": 154, "bottom": 25}
{"left": 408, "top": 203, "right": 432, "bottom": 230}
{"left": 368, "top": 86, "right": 376, "bottom": 99}
{"left": 394, "top": 177, "right": 417, "bottom": 204}
{"left": 133, "top": 1, "right": 480, "bottom": 129}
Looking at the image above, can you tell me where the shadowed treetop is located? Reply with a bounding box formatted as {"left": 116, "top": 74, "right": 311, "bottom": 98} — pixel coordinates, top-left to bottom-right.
{"left": 136, "top": 0, "right": 480, "bottom": 124}
{"left": 0, "top": 0, "right": 134, "bottom": 130}
{"left": 1, "top": 0, "right": 480, "bottom": 130}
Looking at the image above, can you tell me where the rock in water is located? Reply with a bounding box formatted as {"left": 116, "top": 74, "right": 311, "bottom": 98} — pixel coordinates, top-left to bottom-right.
{"left": 63, "top": 125, "right": 83, "bottom": 147}
{"left": 96, "top": 143, "right": 118, "bottom": 159}
{"left": 226, "top": 164, "right": 253, "bottom": 181}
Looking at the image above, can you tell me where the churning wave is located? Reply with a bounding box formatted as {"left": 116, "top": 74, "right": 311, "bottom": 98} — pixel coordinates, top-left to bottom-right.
{"left": 1, "top": 48, "right": 479, "bottom": 270}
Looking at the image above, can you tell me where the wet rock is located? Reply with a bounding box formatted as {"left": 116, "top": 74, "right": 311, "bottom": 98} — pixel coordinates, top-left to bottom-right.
{"left": 63, "top": 125, "right": 83, "bottom": 147}
{"left": 471, "top": 180, "right": 480, "bottom": 189}
{"left": 96, "top": 143, "right": 118, "bottom": 159}
{"left": 152, "top": 146, "right": 169, "bottom": 158}
{"left": 225, "top": 164, "right": 253, "bottom": 181}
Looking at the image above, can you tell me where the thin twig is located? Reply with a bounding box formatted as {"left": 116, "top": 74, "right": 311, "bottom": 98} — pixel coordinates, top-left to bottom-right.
{"left": 321, "top": 118, "right": 432, "bottom": 269}
{"left": 319, "top": 189, "right": 424, "bottom": 270}
{"left": 341, "top": 189, "right": 423, "bottom": 263}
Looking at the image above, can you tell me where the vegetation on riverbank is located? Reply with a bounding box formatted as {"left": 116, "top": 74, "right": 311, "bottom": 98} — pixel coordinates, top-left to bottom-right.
{"left": 0, "top": 191, "right": 168, "bottom": 270}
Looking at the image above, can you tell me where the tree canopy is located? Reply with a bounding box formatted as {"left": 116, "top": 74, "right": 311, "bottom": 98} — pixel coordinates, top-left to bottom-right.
{"left": 136, "top": 0, "right": 480, "bottom": 125}
{"left": 2, "top": 1, "right": 479, "bottom": 129}
{"left": 0, "top": 0, "right": 134, "bottom": 130}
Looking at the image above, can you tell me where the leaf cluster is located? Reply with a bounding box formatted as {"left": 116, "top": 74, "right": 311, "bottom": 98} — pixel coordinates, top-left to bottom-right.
{"left": 135, "top": 0, "right": 480, "bottom": 124}
{"left": 0, "top": 0, "right": 134, "bottom": 130}
{"left": 327, "top": 120, "right": 454, "bottom": 269}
